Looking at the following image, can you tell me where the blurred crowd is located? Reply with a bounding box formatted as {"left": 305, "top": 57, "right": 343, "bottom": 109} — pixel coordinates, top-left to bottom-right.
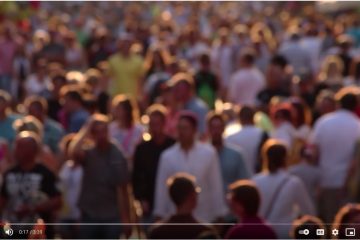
{"left": 1, "top": 1, "right": 360, "bottom": 239}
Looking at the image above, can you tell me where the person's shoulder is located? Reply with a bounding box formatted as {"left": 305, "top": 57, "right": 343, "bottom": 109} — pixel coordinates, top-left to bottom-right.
{"left": 197, "top": 142, "right": 216, "bottom": 155}
{"left": 161, "top": 143, "right": 178, "bottom": 157}
{"left": 45, "top": 118, "right": 64, "bottom": 132}
{"left": 34, "top": 163, "right": 57, "bottom": 177}
{"left": 223, "top": 144, "right": 244, "bottom": 157}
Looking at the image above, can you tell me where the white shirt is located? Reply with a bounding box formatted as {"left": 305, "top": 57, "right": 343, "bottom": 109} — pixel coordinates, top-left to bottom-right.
{"left": 59, "top": 161, "right": 83, "bottom": 220}
{"left": 228, "top": 67, "right": 265, "bottom": 105}
{"left": 25, "top": 74, "right": 51, "bottom": 96}
{"left": 226, "top": 125, "right": 264, "bottom": 176}
{"left": 153, "top": 142, "right": 228, "bottom": 222}
{"left": 252, "top": 170, "right": 315, "bottom": 238}
{"left": 211, "top": 44, "right": 234, "bottom": 88}
{"left": 301, "top": 36, "right": 323, "bottom": 73}
{"left": 271, "top": 122, "right": 297, "bottom": 149}
{"left": 309, "top": 110, "right": 360, "bottom": 188}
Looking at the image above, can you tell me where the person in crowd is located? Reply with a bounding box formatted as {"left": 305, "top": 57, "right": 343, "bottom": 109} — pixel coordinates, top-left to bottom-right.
{"left": 207, "top": 111, "right": 249, "bottom": 192}
{"left": 310, "top": 87, "right": 360, "bottom": 224}
{"left": 13, "top": 115, "right": 58, "bottom": 173}
{"left": 109, "top": 94, "right": 144, "bottom": 170}
{"left": 108, "top": 33, "right": 144, "bottom": 98}
{"left": 25, "top": 96, "right": 65, "bottom": 155}
{"left": 47, "top": 71, "right": 68, "bottom": 122}
{"left": 0, "top": 27, "right": 17, "bottom": 93}
{"left": 211, "top": 27, "right": 234, "bottom": 93}
{"left": 336, "top": 35, "right": 354, "bottom": 78}
{"left": 291, "top": 215, "right": 326, "bottom": 239}
{"left": 312, "top": 90, "right": 336, "bottom": 124}
{"left": 278, "top": 31, "right": 312, "bottom": 76}
{"left": 257, "top": 55, "right": 291, "bottom": 105}
{"left": 169, "top": 73, "right": 209, "bottom": 137}
{"left": 225, "top": 180, "right": 277, "bottom": 239}
{"left": 333, "top": 204, "right": 360, "bottom": 240}
{"left": 316, "top": 55, "right": 344, "bottom": 95}
{"left": 154, "top": 111, "right": 227, "bottom": 223}
{"left": 226, "top": 105, "right": 268, "bottom": 175}
{"left": 149, "top": 173, "right": 218, "bottom": 239}
{"left": 270, "top": 104, "right": 297, "bottom": 149}
{"left": 24, "top": 59, "right": 51, "bottom": 97}
{"left": 60, "top": 85, "right": 90, "bottom": 133}
{"left": 58, "top": 133, "right": 83, "bottom": 239}
{"left": 228, "top": 49, "right": 265, "bottom": 105}
{"left": 289, "top": 146, "right": 320, "bottom": 205}
{"left": 0, "top": 131, "right": 62, "bottom": 239}
{"left": 252, "top": 139, "right": 315, "bottom": 238}
{"left": 0, "top": 90, "right": 18, "bottom": 147}
{"left": 70, "top": 114, "right": 131, "bottom": 239}
{"left": 64, "top": 30, "right": 86, "bottom": 71}
{"left": 194, "top": 53, "right": 219, "bottom": 109}
{"left": 132, "top": 104, "right": 175, "bottom": 222}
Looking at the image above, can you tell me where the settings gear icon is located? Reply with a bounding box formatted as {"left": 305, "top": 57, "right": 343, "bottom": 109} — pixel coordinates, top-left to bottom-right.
{"left": 332, "top": 228, "right": 339, "bottom": 236}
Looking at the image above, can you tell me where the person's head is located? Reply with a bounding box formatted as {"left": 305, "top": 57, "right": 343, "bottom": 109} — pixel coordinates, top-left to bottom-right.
{"left": 333, "top": 204, "right": 360, "bottom": 239}
{"left": 240, "top": 49, "right": 256, "bottom": 68}
{"left": 170, "top": 73, "right": 195, "bottom": 103}
{"left": 289, "top": 31, "right": 301, "bottom": 42}
{"left": 146, "top": 104, "right": 168, "bottom": 138}
{"left": 266, "top": 55, "right": 288, "bottom": 88}
{"left": 335, "top": 87, "right": 359, "bottom": 112}
{"left": 112, "top": 94, "right": 139, "bottom": 128}
{"left": 13, "top": 116, "right": 44, "bottom": 140}
{"left": 207, "top": 111, "right": 226, "bottom": 145}
{"left": 199, "top": 53, "right": 211, "bottom": 69}
{"left": 60, "top": 86, "right": 84, "bottom": 113}
{"left": 290, "top": 98, "right": 311, "bottom": 128}
{"left": 177, "top": 111, "right": 198, "bottom": 146}
{"left": 272, "top": 104, "right": 293, "bottom": 126}
{"left": 84, "top": 68, "right": 101, "bottom": 91}
{"left": 238, "top": 105, "right": 255, "bottom": 125}
{"left": 167, "top": 173, "right": 200, "bottom": 211}
{"left": 291, "top": 215, "right": 326, "bottom": 239}
{"left": 14, "top": 131, "right": 41, "bottom": 167}
{"left": 319, "top": 55, "right": 343, "bottom": 80}
{"left": 25, "top": 96, "right": 48, "bottom": 122}
{"left": 89, "top": 114, "right": 110, "bottom": 146}
{"left": 262, "top": 139, "right": 287, "bottom": 173}
{"left": 35, "top": 59, "right": 47, "bottom": 77}
{"left": 0, "top": 90, "right": 11, "bottom": 115}
{"left": 228, "top": 180, "right": 261, "bottom": 218}
{"left": 316, "top": 90, "right": 336, "bottom": 115}
{"left": 51, "top": 72, "right": 67, "bottom": 95}
{"left": 337, "top": 34, "right": 353, "bottom": 53}
{"left": 117, "top": 33, "right": 134, "bottom": 56}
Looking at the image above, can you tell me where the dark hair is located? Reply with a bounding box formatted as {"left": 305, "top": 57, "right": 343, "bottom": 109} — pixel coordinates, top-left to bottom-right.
{"left": 61, "top": 86, "right": 84, "bottom": 105}
{"left": 206, "top": 111, "right": 226, "bottom": 126}
{"left": 262, "top": 140, "right": 287, "bottom": 173}
{"left": 241, "top": 49, "right": 256, "bottom": 65}
{"left": 291, "top": 215, "right": 325, "bottom": 239}
{"left": 270, "top": 55, "right": 288, "bottom": 69}
{"left": 335, "top": 88, "right": 358, "bottom": 111}
{"left": 291, "top": 99, "right": 310, "bottom": 128}
{"left": 239, "top": 105, "right": 255, "bottom": 124}
{"left": 25, "top": 96, "right": 48, "bottom": 113}
{"left": 199, "top": 53, "right": 211, "bottom": 66}
{"left": 273, "top": 106, "right": 292, "bottom": 122}
{"left": 167, "top": 173, "right": 197, "bottom": 206}
{"left": 178, "top": 111, "right": 198, "bottom": 130}
{"left": 112, "top": 94, "right": 139, "bottom": 128}
{"left": 229, "top": 180, "right": 260, "bottom": 216}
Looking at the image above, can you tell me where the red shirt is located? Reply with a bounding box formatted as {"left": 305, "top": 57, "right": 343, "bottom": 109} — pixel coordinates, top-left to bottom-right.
{"left": 226, "top": 216, "right": 277, "bottom": 239}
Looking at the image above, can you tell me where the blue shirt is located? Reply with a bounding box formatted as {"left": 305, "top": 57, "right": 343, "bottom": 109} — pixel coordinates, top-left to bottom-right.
{"left": 68, "top": 109, "right": 89, "bottom": 133}
{"left": 0, "top": 114, "right": 19, "bottom": 147}
{"left": 44, "top": 118, "right": 65, "bottom": 153}
{"left": 218, "top": 144, "right": 249, "bottom": 192}
{"left": 184, "top": 97, "right": 209, "bottom": 135}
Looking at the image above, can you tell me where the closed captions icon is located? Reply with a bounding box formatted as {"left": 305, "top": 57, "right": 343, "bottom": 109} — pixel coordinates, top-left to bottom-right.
{"left": 316, "top": 229, "right": 325, "bottom": 236}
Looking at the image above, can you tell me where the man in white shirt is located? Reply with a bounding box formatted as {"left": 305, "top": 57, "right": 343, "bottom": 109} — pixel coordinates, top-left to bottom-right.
{"left": 153, "top": 111, "right": 227, "bottom": 223}
{"left": 228, "top": 49, "right": 265, "bottom": 105}
{"left": 252, "top": 140, "right": 315, "bottom": 238}
{"left": 309, "top": 87, "right": 360, "bottom": 223}
{"left": 226, "top": 106, "right": 268, "bottom": 176}
{"left": 279, "top": 32, "right": 312, "bottom": 76}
